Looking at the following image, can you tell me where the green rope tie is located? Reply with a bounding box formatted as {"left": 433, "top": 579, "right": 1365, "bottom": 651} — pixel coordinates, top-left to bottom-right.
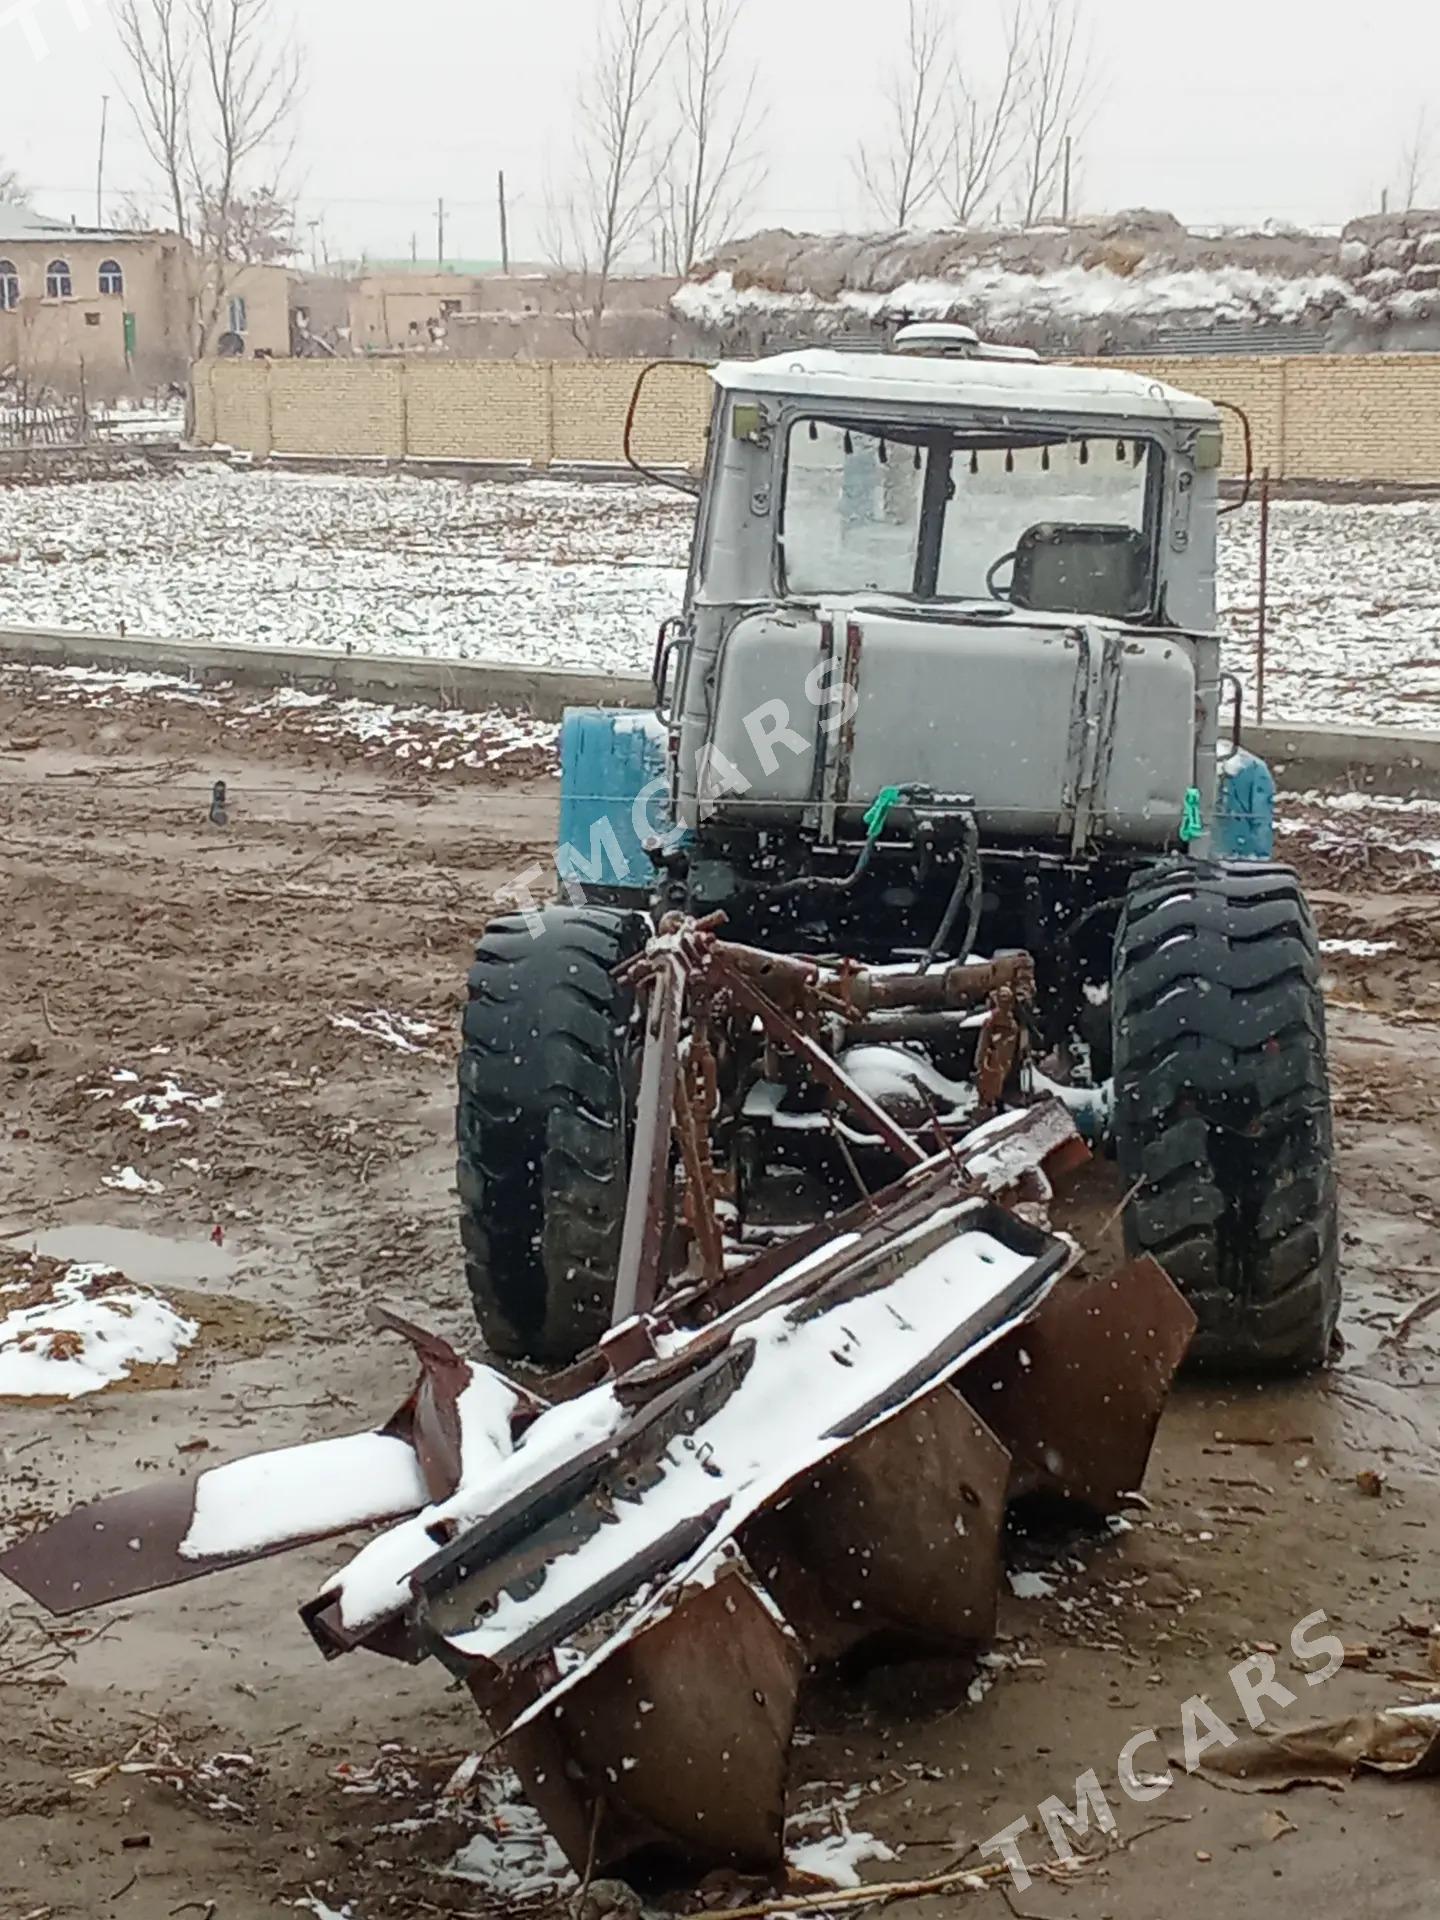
{"left": 1180, "top": 786, "right": 1205, "bottom": 844}
{"left": 863, "top": 785, "right": 904, "bottom": 840}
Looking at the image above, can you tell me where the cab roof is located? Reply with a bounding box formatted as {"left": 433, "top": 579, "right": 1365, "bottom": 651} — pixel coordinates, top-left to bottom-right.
{"left": 710, "top": 347, "right": 1219, "bottom": 428}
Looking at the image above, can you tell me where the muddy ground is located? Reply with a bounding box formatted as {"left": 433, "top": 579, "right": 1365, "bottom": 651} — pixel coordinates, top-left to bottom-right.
{"left": 1, "top": 678, "right": 1438, "bottom": 1920}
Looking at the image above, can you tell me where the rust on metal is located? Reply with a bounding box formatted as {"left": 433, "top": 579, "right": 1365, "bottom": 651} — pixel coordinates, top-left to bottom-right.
{"left": 491, "top": 1555, "right": 803, "bottom": 1875}
{"left": 714, "top": 957, "right": 929, "bottom": 1166}
{"left": 968, "top": 1256, "right": 1198, "bottom": 1512}
{"left": 743, "top": 1385, "right": 1013, "bottom": 1663}
{"left": 974, "top": 984, "right": 1023, "bottom": 1106}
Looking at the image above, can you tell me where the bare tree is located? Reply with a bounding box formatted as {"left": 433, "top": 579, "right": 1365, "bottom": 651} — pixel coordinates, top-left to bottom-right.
{"left": 198, "top": 184, "right": 299, "bottom": 267}
{"left": 940, "top": 1, "right": 1026, "bottom": 224}
{"left": 854, "top": 0, "right": 952, "bottom": 229}
{"left": 0, "top": 162, "right": 25, "bottom": 207}
{"left": 1395, "top": 108, "right": 1433, "bottom": 211}
{"left": 656, "top": 0, "right": 765, "bottom": 275}
{"left": 549, "top": 0, "right": 676, "bottom": 354}
{"left": 114, "top": 0, "right": 191, "bottom": 240}
{"left": 115, "top": 0, "right": 302, "bottom": 354}
{"left": 1015, "top": 0, "right": 1092, "bottom": 225}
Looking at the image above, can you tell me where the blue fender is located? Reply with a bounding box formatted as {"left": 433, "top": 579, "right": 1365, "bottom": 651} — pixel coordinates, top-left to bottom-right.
{"left": 556, "top": 707, "right": 675, "bottom": 895}
{"left": 1213, "top": 748, "right": 1277, "bottom": 861}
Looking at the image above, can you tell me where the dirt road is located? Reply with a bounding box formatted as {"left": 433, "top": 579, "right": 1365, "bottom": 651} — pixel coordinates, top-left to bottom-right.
{"left": 1, "top": 676, "right": 1437, "bottom": 1920}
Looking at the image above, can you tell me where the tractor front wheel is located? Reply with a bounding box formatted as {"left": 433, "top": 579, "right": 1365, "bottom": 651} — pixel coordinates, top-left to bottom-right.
{"left": 456, "top": 904, "right": 648, "bottom": 1365}
{"left": 1112, "top": 861, "right": 1341, "bottom": 1373}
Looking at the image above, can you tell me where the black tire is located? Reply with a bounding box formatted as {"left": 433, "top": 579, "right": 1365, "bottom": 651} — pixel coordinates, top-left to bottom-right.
{"left": 457, "top": 904, "right": 649, "bottom": 1365}
{"left": 1112, "top": 861, "right": 1340, "bottom": 1374}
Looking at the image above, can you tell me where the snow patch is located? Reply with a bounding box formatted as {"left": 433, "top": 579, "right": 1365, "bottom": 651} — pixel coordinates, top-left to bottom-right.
{"left": 329, "top": 1010, "right": 438, "bottom": 1054}
{"left": 788, "top": 1823, "right": 898, "bottom": 1890}
{"left": 180, "top": 1433, "right": 431, "bottom": 1560}
{"left": 1318, "top": 938, "right": 1399, "bottom": 958}
{"left": 0, "top": 1262, "right": 196, "bottom": 1398}
{"left": 102, "top": 1165, "right": 165, "bottom": 1195}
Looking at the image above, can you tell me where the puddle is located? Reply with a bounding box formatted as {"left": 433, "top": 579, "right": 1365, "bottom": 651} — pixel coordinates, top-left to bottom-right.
{"left": 0, "top": 1223, "right": 237, "bottom": 1288}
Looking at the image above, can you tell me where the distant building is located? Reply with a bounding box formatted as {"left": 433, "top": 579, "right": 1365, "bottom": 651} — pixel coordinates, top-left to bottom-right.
{"left": 0, "top": 206, "right": 294, "bottom": 398}
{"left": 344, "top": 263, "right": 686, "bottom": 358}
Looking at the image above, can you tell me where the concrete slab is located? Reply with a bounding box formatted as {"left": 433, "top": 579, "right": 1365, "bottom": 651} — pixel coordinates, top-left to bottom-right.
{"left": 4, "top": 623, "right": 1440, "bottom": 793}
{"left": 0, "top": 624, "right": 654, "bottom": 720}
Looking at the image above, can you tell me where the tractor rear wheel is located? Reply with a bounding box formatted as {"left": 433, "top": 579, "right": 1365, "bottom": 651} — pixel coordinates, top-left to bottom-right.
{"left": 1112, "top": 861, "right": 1340, "bottom": 1373}
{"left": 457, "top": 904, "right": 649, "bottom": 1365}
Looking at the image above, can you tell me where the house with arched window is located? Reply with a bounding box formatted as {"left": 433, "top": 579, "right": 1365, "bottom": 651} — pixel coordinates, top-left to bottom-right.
{"left": 0, "top": 203, "right": 296, "bottom": 397}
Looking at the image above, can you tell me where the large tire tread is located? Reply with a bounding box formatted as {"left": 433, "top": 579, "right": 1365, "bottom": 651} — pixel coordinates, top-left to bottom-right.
{"left": 456, "top": 904, "right": 648, "bottom": 1364}
{"left": 1113, "top": 860, "right": 1341, "bottom": 1374}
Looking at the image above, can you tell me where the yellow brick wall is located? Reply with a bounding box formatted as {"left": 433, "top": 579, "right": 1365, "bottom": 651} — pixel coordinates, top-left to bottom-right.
{"left": 1279, "top": 354, "right": 1440, "bottom": 484}
{"left": 192, "top": 365, "right": 217, "bottom": 444}
{"left": 405, "top": 360, "right": 551, "bottom": 461}
{"left": 207, "top": 361, "right": 272, "bottom": 456}
{"left": 190, "top": 352, "right": 1440, "bottom": 486}
{"left": 550, "top": 359, "right": 713, "bottom": 465}
{"left": 267, "top": 361, "right": 405, "bottom": 457}
{"left": 1095, "top": 355, "right": 1287, "bottom": 478}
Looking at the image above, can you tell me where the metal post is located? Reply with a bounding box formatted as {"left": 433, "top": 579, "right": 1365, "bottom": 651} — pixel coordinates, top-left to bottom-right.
{"left": 436, "top": 197, "right": 446, "bottom": 266}
{"left": 498, "top": 170, "right": 510, "bottom": 272}
{"left": 1062, "top": 136, "right": 1072, "bottom": 221}
{"left": 1256, "top": 466, "right": 1271, "bottom": 724}
{"left": 96, "top": 94, "right": 109, "bottom": 228}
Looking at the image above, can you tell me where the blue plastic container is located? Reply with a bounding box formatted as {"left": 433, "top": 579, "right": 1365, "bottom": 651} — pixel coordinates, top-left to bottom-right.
{"left": 556, "top": 707, "right": 672, "bottom": 895}
{"left": 1214, "top": 747, "right": 1277, "bottom": 861}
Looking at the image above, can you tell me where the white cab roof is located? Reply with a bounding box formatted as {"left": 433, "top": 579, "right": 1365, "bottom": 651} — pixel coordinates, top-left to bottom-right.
{"left": 711, "top": 347, "right": 1218, "bottom": 427}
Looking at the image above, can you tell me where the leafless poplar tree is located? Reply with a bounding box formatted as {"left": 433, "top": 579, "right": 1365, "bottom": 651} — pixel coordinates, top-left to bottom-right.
{"left": 1015, "top": 0, "right": 1092, "bottom": 225}
{"left": 656, "top": 0, "right": 765, "bottom": 275}
{"left": 0, "top": 163, "right": 26, "bottom": 206}
{"left": 1395, "top": 108, "right": 1433, "bottom": 211}
{"left": 854, "top": 0, "right": 952, "bottom": 229}
{"left": 549, "top": 0, "right": 676, "bottom": 354}
{"left": 940, "top": 1, "right": 1026, "bottom": 224}
{"left": 115, "top": 0, "right": 302, "bottom": 355}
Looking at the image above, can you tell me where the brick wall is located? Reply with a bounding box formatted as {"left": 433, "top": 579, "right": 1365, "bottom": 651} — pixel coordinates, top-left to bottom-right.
{"left": 405, "top": 361, "right": 551, "bottom": 461}
{"left": 194, "top": 352, "right": 1440, "bottom": 485}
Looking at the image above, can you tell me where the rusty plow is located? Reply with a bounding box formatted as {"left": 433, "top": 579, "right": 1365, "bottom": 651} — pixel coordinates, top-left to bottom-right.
{"left": 0, "top": 920, "right": 1196, "bottom": 1885}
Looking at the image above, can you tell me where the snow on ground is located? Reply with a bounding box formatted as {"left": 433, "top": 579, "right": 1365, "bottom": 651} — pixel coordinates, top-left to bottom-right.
{"left": 0, "top": 468, "right": 691, "bottom": 674}
{"left": 1219, "top": 498, "right": 1440, "bottom": 727}
{"left": 0, "top": 1259, "right": 197, "bottom": 1398}
{"left": 3, "top": 467, "right": 1440, "bottom": 727}
{"left": 3, "top": 663, "right": 561, "bottom": 772}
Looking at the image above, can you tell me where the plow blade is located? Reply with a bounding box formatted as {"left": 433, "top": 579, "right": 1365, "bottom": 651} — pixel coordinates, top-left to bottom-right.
{"left": 0, "top": 1309, "right": 534, "bottom": 1616}
{"left": 492, "top": 1552, "right": 804, "bottom": 1873}
{"left": 384, "top": 1193, "right": 1192, "bottom": 1879}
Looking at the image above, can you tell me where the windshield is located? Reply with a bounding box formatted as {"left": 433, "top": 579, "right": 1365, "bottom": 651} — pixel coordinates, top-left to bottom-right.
{"left": 780, "top": 417, "right": 1161, "bottom": 618}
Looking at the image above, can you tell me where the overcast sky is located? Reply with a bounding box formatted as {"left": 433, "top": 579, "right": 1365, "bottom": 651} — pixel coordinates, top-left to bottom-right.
{"left": 7, "top": 0, "right": 1439, "bottom": 265}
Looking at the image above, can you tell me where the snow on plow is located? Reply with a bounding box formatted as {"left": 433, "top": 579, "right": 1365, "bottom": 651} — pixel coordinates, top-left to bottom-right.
{"left": 1, "top": 920, "right": 1196, "bottom": 1884}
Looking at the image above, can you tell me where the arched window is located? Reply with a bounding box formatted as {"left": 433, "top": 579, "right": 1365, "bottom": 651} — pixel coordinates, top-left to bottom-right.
{"left": 98, "top": 258, "right": 124, "bottom": 297}
{"left": 45, "top": 259, "right": 73, "bottom": 299}
{"left": 0, "top": 261, "right": 18, "bottom": 311}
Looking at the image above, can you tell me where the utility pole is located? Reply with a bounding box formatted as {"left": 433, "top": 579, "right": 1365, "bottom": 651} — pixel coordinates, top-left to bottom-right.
{"left": 410, "top": 232, "right": 418, "bottom": 263}
{"left": 1061, "top": 135, "right": 1072, "bottom": 222}
{"left": 498, "top": 169, "right": 510, "bottom": 272}
{"left": 437, "top": 197, "right": 446, "bottom": 267}
{"left": 95, "top": 93, "right": 109, "bottom": 227}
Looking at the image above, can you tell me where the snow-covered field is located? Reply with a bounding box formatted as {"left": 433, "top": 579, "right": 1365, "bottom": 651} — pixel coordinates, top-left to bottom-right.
{"left": 1, "top": 466, "right": 1439, "bottom": 728}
